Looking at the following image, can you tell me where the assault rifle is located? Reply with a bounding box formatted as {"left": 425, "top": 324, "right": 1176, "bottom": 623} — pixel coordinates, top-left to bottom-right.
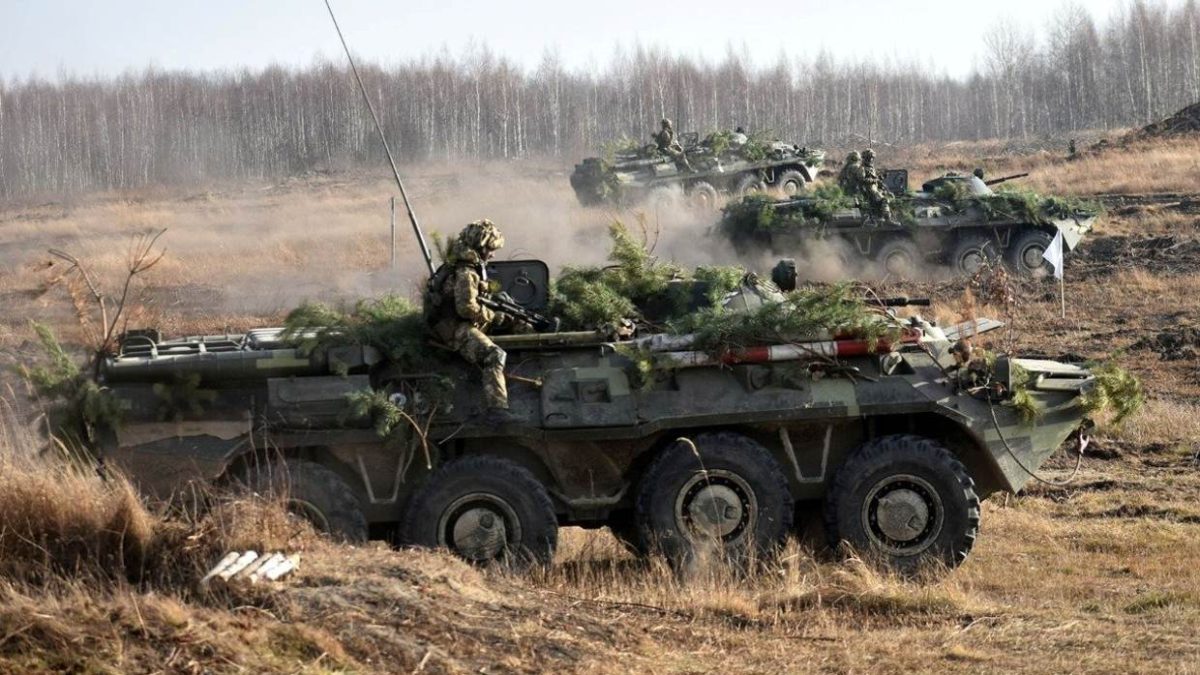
{"left": 483, "top": 293, "right": 561, "bottom": 333}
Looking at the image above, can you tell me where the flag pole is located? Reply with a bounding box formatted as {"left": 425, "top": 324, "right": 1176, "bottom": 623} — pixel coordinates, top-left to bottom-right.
{"left": 1060, "top": 270, "right": 1065, "bottom": 318}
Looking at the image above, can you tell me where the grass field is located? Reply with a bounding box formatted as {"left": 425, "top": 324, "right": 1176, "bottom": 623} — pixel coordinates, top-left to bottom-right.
{"left": 1, "top": 134, "right": 1199, "bottom": 673}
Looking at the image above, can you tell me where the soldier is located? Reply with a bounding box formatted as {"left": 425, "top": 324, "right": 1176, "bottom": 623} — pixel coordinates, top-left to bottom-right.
{"left": 860, "top": 149, "right": 895, "bottom": 225}
{"left": 425, "top": 220, "right": 523, "bottom": 424}
{"left": 837, "top": 151, "right": 863, "bottom": 194}
{"left": 653, "top": 118, "right": 692, "bottom": 171}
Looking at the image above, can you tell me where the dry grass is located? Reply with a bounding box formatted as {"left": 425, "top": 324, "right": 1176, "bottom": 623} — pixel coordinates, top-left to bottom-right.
{"left": 3, "top": 139, "right": 1200, "bottom": 672}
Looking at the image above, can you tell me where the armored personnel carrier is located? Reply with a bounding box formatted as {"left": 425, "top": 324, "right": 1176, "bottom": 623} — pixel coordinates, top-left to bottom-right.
{"left": 95, "top": 260, "right": 1094, "bottom": 574}
{"left": 570, "top": 131, "right": 825, "bottom": 209}
{"left": 718, "top": 171, "right": 1098, "bottom": 277}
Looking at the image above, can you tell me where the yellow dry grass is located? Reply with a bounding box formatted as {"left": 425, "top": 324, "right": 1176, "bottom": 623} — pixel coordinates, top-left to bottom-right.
{"left": 2, "top": 139, "right": 1200, "bottom": 672}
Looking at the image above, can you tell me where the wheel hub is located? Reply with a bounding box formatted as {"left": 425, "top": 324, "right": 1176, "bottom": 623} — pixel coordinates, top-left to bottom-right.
{"left": 676, "top": 471, "right": 756, "bottom": 544}
{"left": 960, "top": 251, "right": 984, "bottom": 274}
{"left": 862, "top": 475, "right": 943, "bottom": 555}
{"left": 439, "top": 493, "right": 520, "bottom": 562}
{"left": 1022, "top": 244, "right": 1047, "bottom": 270}
{"left": 874, "top": 489, "right": 930, "bottom": 542}
{"left": 686, "top": 484, "right": 745, "bottom": 538}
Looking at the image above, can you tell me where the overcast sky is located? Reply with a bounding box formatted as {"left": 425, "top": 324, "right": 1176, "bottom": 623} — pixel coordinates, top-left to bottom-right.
{"left": 2, "top": 0, "right": 1135, "bottom": 82}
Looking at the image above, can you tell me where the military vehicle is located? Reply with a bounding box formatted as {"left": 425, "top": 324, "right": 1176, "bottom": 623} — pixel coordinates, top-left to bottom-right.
{"left": 718, "top": 171, "right": 1098, "bottom": 277}
{"left": 570, "top": 131, "right": 826, "bottom": 209}
{"left": 94, "top": 258, "right": 1095, "bottom": 574}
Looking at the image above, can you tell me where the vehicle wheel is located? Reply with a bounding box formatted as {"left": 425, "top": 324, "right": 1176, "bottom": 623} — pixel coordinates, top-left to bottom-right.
{"left": 635, "top": 433, "right": 793, "bottom": 567}
{"left": 607, "top": 510, "right": 650, "bottom": 557}
{"left": 400, "top": 456, "right": 557, "bottom": 568}
{"left": 244, "top": 459, "right": 368, "bottom": 542}
{"left": 685, "top": 181, "right": 719, "bottom": 211}
{"left": 1006, "top": 229, "right": 1055, "bottom": 277}
{"left": 775, "top": 170, "right": 808, "bottom": 197}
{"left": 949, "top": 234, "right": 1001, "bottom": 276}
{"left": 874, "top": 237, "right": 921, "bottom": 277}
{"left": 734, "top": 174, "right": 768, "bottom": 198}
{"left": 824, "top": 435, "right": 980, "bottom": 574}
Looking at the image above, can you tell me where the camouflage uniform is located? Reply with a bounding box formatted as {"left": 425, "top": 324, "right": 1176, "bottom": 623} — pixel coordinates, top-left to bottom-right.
{"left": 860, "top": 149, "right": 894, "bottom": 224}
{"left": 653, "top": 118, "right": 692, "bottom": 171}
{"left": 426, "top": 221, "right": 511, "bottom": 410}
{"left": 837, "top": 151, "right": 863, "bottom": 194}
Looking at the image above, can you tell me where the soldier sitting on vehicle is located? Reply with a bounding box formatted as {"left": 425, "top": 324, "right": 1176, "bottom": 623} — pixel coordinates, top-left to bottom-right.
{"left": 860, "top": 149, "right": 896, "bottom": 225}
{"left": 653, "top": 118, "right": 692, "bottom": 172}
{"left": 425, "top": 220, "right": 529, "bottom": 424}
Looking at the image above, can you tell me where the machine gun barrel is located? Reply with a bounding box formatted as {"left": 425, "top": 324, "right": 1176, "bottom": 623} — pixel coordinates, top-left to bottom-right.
{"left": 984, "top": 172, "right": 1030, "bottom": 187}
{"left": 870, "top": 297, "right": 931, "bottom": 307}
{"left": 482, "top": 295, "right": 560, "bottom": 333}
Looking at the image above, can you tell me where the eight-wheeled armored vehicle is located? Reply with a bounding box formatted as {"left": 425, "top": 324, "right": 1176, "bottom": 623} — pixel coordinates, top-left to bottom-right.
{"left": 719, "top": 171, "right": 1098, "bottom": 277}
{"left": 570, "top": 132, "right": 825, "bottom": 209}
{"left": 97, "top": 260, "right": 1093, "bottom": 573}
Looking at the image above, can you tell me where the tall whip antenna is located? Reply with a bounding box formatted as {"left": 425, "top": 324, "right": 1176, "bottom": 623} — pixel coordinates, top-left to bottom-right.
{"left": 324, "top": 0, "right": 435, "bottom": 274}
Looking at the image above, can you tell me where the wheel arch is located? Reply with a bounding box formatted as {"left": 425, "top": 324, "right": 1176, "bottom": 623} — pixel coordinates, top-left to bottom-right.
{"left": 862, "top": 412, "right": 1007, "bottom": 498}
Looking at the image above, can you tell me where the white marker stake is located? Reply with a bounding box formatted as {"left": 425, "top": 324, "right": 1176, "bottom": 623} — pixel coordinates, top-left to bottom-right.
{"left": 1043, "top": 230, "right": 1066, "bottom": 318}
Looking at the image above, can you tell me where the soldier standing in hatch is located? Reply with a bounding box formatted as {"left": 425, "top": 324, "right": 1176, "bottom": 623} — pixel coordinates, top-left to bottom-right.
{"left": 860, "top": 149, "right": 895, "bottom": 225}
{"left": 425, "top": 220, "right": 523, "bottom": 424}
{"left": 653, "top": 118, "right": 692, "bottom": 171}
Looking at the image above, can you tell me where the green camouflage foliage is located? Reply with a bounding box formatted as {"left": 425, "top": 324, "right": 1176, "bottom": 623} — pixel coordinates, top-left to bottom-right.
{"left": 282, "top": 295, "right": 444, "bottom": 372}
{"left": 677, "top": 283, "right": 896, "bottom": 355}
{"left": 550, "top": 221, "right": 744, "bottom": 330}
{"left": 19, "top": 322, "right": 122, "bottom": 437}
{"left": 1081, "top": 360, "right": 1144, "bottom": 426}
{"left": 346, "top": 388, "right": 406, "bottom": 438}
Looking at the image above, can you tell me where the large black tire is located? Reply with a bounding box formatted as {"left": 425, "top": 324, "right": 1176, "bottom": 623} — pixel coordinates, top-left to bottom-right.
{"left": 1006, "top": 228, "right": 1055, "bottom": 277}
{"left": 949, "top": 234, "right": 1001, "bottom": 276}
{"left": 400, "top": 456, "right": 558, "bottom": 568}
{"left": 734, "top": 174, "right": 768, "bottom": 198}
{"left": 245, "top": 459, "right": 368, "bottom": 542}
{"left": 874, "top": 237, "right": 921, "bottom": 277}
{"left": 686, "top": 181, "right": 719, "bottom": 211}
{"left": 775, "top": 169, "right": 809, "bottom": 197}
{"left": 635, "top": 433, "right": 793, "bottom": 567}
{"left": 824, "top": 435, "right": 980, "bottom": 574}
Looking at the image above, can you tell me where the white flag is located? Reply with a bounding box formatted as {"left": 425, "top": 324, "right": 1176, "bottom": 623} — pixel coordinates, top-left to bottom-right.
{"left": 1042, "top": 230, "right": 1064, "bottom": 280}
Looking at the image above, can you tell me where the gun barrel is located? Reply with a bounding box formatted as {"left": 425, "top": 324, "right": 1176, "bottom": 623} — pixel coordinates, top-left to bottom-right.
{"left": 871, "top": 297, "right": 932, "bottom": 307}
{"left": 984, "top": 172, "right": 1030, "bottom": 186}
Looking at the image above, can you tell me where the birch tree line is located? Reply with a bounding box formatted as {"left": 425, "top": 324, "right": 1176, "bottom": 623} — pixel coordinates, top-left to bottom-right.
{"left": 1, "top": 0, "right": 1198, "bottom": 200}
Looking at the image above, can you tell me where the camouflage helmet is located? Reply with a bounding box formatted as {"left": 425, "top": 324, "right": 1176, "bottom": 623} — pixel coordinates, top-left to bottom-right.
{"left": 973, "top": 167, "right": 985, "bottom": 180}
{"left": 862, "top": 148, "right": 876, "bottom": 161}
{"left": 661, "top": 118, "right": 673, "bottom": 129}
{"left": 845, "top": 151, "right": 861, "bottom": 163}
{"left": 458, "top": 219, "right": 505, "bottom": 254}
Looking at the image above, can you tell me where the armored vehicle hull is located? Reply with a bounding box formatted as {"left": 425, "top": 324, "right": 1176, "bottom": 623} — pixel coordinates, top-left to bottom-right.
{"left": 720, "top": 172, "right": 1097, "bottom": 277}
{"left": 96, "top": 274, "right": 1094, "bottom": 574}
{"left": 571, "top": 134, "right": 825, "bottom": 209}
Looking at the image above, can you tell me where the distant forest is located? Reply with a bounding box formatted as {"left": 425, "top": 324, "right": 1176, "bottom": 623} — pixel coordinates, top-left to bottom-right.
{"left": 2, "top": 0, "right": 1199, "bottom": 199}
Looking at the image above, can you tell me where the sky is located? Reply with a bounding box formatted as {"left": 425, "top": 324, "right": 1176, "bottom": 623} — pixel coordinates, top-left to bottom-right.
{"left": 1, "top": 0, "right": 1135, "bottom": 82}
